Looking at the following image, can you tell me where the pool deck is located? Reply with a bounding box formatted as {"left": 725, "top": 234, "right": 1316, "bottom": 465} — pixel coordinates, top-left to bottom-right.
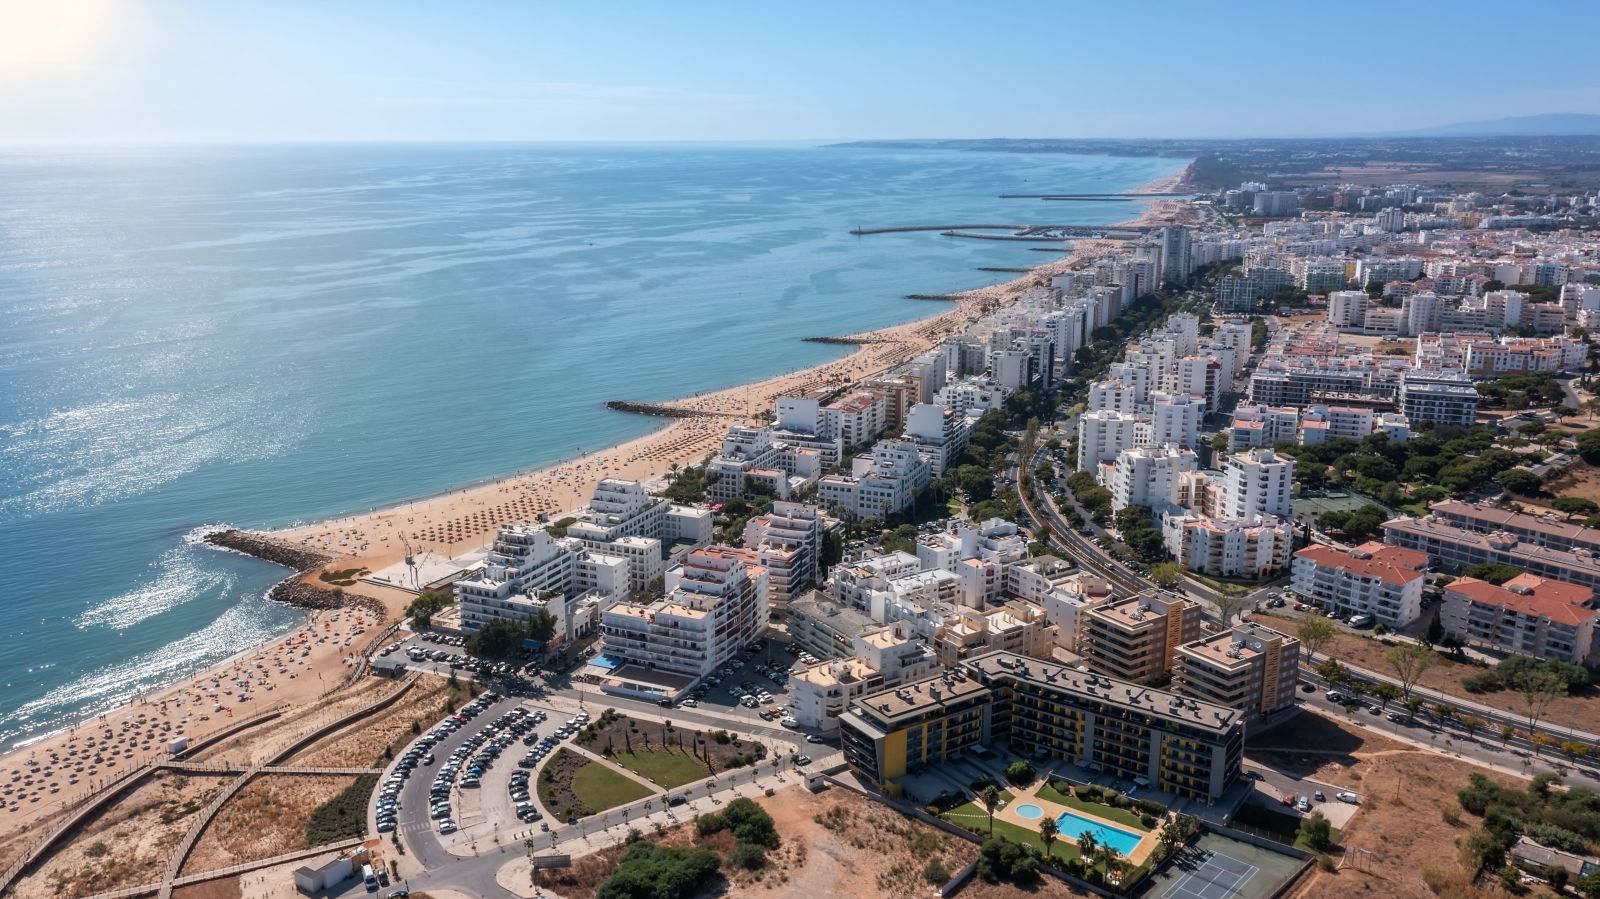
{"left": 995, "top": 780, "right": 1159, "bottom": 866}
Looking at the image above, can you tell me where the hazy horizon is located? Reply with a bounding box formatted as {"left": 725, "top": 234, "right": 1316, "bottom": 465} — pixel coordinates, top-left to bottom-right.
{"left": 3, "top": 0, "right": 1598, "bottom": 145}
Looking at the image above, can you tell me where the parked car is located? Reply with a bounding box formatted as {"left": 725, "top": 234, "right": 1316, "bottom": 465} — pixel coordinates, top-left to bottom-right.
{"left": 1336, "top": 791, "right": 1360, "bottom": 804}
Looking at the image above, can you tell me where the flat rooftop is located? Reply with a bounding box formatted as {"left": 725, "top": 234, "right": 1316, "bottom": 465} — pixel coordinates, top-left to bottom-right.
{"left": 964, "top": 650, "right": 1240, "bottom": 736}
{"left": 850, "top": 670, "right": 991, "bottom": 725}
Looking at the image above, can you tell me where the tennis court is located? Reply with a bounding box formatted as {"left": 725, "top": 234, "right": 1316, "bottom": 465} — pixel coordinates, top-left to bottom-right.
{"left": 1138, "top": 832, "right": 1304, "bottom": 899}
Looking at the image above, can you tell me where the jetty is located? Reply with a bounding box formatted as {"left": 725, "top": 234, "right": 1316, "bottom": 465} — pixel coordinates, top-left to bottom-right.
{"left": 940, "top": 231, "right": 1065, "bottom": 242}
{"left": 605, "top": 400, "right": 741, "bottom": 419}
{"left": 904, "top": 293, "right": 961, "bottom": 301}
{"left": 977, "top": 266, "right": 1034, "bottom": 273}
{"left": 802, "top": 335, "right": 889, "bottom": 345}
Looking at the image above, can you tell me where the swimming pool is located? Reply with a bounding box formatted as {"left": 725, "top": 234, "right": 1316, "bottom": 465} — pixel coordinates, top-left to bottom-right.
{"left": 1014, "top": 803, "right": 1044, "bottom": 820}
{"left": 591, "top": 655, "right": 624, "bottom": 671}
{"left": 1055, "top": 810, "right": 1144, "bottom": 856}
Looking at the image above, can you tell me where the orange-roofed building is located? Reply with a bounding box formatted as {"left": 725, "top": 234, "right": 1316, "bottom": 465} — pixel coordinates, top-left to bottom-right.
{"left": 1291, "top": 541, "right": 1429, "bottom": 627}
{"left": 1442, "top": 574, "right": 1599, "bottom": 665}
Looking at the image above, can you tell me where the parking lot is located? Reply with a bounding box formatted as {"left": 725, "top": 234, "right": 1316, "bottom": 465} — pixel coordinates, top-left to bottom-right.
{"left": 669, "top": 637, "right": 813, "bottom": 726}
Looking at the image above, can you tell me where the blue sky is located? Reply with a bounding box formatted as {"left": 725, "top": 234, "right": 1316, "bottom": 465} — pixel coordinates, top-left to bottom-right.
{"left": 3, "top": 0, "right": 1597, "bottom": 143}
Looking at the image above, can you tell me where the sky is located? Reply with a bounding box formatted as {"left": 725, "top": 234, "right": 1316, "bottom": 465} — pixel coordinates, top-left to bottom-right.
{"left": 3, "top": 0, "right": 1598, "bottom": 144}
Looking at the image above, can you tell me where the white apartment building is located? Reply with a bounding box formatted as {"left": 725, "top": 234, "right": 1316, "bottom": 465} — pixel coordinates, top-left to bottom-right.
{"left": 1442, "top": 574, "right": 1599, "bottom": 665}
{"left": 903, "top": 403, "right": 972, "bottom": 477}
{"left": 1398, "top": 370, "right": 1479, "bottom": 427}
{"left": 1088, "top": 379, "right": 1142, "bottom": 414}
{"left": 1327, "top": 291, "right": 1368, "bottom": 328}
{"left": 1164, "top": 513, "right": 1293, "bottom": 578}
{"left": 706, "top": 426, "right": 794, "bottom": 502}
{"left": 1145, "top": 392, "right": 1203, "bottom": 450}
{"left": 742, "top": 501, "right": 826, "bottom": 608}
{"left": 1291, "top": 542, "right": 1428, "bottom": 628}
{"left": 817, "top": 439, "right": 931, "bottom": 520}
{"left": 1077, "top": 410, "right": 1139, "bottom": 472}
{"left": 1230, "top": 405, "right": 1300, "bottom": 449}
{"left": 455, "top": 524, "right": 624, "bottom": 641}
{"left": 598, "top": 547, "right": 770, "bottom": 692}
{"left": 1176, "top": 356, "right": 1225, "bottom": 412}
{"left": 1110, "top": 444, "right": 1198, "bottom": 513}
{"left": 566, "top": 478, "right": 713, "bottom": 593}
{"left": 1220, "top": 448, "right": 1294, "bottom": 520}
{"left": 827, "top": 392, "right": 888, "bottom": 450}
{"left": 1106, "top": 361, "right": 1153, "bottom": 403}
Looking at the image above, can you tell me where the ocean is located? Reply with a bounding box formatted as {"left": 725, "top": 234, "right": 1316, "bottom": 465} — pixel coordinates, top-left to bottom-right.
{"left": 0, "top": 143, "right": 1184, "bottom": 749}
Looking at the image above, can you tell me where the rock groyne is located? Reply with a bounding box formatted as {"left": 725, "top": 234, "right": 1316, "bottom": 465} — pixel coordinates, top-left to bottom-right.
{"left": 203, "top": 530, "right": 382, "bottom": 616}
{"left": 205, "top": 529, "right": 332, "bottom": 572}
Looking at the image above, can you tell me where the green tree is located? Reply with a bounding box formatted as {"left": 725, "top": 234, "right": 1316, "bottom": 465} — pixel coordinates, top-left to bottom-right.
{"left": 465, "top": 619, "right": 525, "bottom": 658}
{"left": 1296, "top": 615, "right": 1336, "bottom": 661}
{"left": 982, "top": 785, "right": 1001, "bottom": 835}
{"left": 1463, "top": 563, "right": 1524, "bottom": 585}
{"left": 1386, "top": 644, "right": 1436, "bottom": 699}
{"left": 525, "top": 607, "right": 558, "bottom": 645}
{"left": 1149, "top": 561, "right": 1183, "bottom": 588}
{"left": 406, "top": 589, "right": 455, "bottom": 628}
{"left": 1298, "top": 811, "right": 1333, "bottom": 852}
{"left": 1039, "top": 816, "right": 1059, "bottom": 861}
{"left": 1553, "top": 496, "right": 1600, "bottom": 519}
{"left": 1495, "top": 468, "right": 1543, "bottom": 496}
{"left": 1211, "top": 433, "right": 1230, "bottom": 455}
{"left": 1509, "top": 667, "right": 1568, "bottom": 735}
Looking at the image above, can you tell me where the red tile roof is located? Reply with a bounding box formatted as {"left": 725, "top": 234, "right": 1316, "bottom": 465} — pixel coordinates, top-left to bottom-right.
{"left": 1294, "top": 541, "right": 1428, "bottom": 587}
{"left": 1445, "top": 574, "right": 1596, "bottom": 627}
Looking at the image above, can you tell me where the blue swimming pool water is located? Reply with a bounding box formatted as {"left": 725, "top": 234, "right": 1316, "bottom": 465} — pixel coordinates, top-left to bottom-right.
{"left": 1056, "top": 810, "right": 1144, "bottom": 856}
{"left": 591, "top": 655, "right": 624, "bottom": 671}
{"left": 1014, "top": 803, "right": 1043, "bottom": 820}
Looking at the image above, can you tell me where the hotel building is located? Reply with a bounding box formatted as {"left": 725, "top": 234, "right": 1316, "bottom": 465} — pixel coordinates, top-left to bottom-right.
{"left": 742, "top": 501, "right": 827, "bottom": 609}
{"left": 816, "top": 439, "right": 930, "bottom": 520}
{"left": 840, "top": 651, "right": 1244, "bottom": 802}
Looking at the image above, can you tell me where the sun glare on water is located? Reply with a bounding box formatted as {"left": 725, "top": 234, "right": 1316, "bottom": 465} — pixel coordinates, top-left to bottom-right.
{"left": 0, "top": 0, "right": 122, "bottom": 79}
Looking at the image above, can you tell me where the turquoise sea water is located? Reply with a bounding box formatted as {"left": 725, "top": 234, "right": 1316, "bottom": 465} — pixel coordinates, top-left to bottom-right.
{"left": 0, "top": 144, "right": 1183, "bottom": 749}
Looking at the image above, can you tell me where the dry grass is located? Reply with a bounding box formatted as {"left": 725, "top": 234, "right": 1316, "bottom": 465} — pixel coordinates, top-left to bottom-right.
{"left": 172, "top": 878, "right": 244, "bottom": 899}
{"left": 1252, "top": 713, "right": 1534, "bottom": 899}
{"left": 11, "top": 772, "right": 229, "bottom": 899}
{"left": 184, "top": 774, "right": 358, "bottom": 875}
{"left": 288, "top": 674, "right": 452, "bottom": 768}
{"left": 191, "top": 676, "right": 397, "bottom": 768}
{"left": 540, "top": 786, "right": 1010, "bottom": 899}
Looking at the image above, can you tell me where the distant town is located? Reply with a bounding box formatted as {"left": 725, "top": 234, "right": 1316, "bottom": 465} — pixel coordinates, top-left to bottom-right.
{"left": 12, "top": 172, "right": 1600, "bottom": 899}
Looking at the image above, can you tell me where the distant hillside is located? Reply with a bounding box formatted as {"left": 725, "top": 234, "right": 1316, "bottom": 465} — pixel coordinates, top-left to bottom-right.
{"left": 1396, "top": 114, "right": 1600, "bottom": 137}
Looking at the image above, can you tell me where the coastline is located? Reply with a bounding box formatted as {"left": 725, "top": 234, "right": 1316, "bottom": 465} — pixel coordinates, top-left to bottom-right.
{"left": 0, "top": 159, "right": 1191, "bottom": 841}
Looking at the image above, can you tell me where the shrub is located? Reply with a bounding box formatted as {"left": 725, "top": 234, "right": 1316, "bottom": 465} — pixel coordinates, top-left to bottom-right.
{"left": 1109, "top": 792, "right": 1132, "bottom": 809}
{"left": 596, "top": 842, "right": 721, "bottom": 899}
{"left": 922, "top": 859, "right": 950, "bottom": 884}
{"left": 731, "top": 842, "right": 767, "bottom": 870}
{"left": 1463, "top": 671, "right": 1505, "bottom": 693}
{"left": 1298, "top": 811, "right": 1333, "bottom": 852}
{"left": 1075, "top": 784, "right": 1102, "bottom": 802}
{"left": 977, "top": 837, "right": 1039, "bottom": 884}
{"left": 1005, "top": 760, "right": 1036, "bottom": 785}
{"left": 1140, "top": 813, "right": 1158, "bottom": 828}
{"left": 1136, "top": 798, "right": 1166, "bottom": 816}
{"left": 306, "top": 773, "right": 379, "bottom": 845}
{"left": 1440, "top": 803, "right": 1461, "bottom": 825}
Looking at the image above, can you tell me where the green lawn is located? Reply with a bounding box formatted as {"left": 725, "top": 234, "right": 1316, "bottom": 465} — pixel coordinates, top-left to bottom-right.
{"left": 606, "top": 749, "right": 708, "bottom": 789}
{"left": 1035, "top": 783, "right": 1153, "bottom": 831}
{"left": 570, "top": 760, "right": 656, "bottom": 812}
{"left": 939, "top": 808, "right": 1089, "bottom": 866}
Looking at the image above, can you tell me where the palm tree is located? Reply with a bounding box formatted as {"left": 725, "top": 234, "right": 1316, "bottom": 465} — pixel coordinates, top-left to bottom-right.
{"left": 982, "top": 785, "right": 1001, "bottom": 835}
{"left": 1077, "top": 830, "right": 1097, "bottom": 861}
{"left": 1040, "top": 816, "right": 1059, "bottom": 861}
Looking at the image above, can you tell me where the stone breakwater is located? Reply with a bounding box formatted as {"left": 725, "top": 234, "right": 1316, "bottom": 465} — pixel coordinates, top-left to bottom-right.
{"left": 203, "top": 530, "right": 383, "bottom": 617}
{"left": 205, "top": 529, "right": 333, "bottom": 571}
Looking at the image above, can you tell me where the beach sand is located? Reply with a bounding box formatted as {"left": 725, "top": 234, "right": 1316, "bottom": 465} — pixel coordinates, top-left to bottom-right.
{"left": 0, "top": 606, "right": 381, "bottom": 842}
{"left": 0, "top": 163, "right": 1191, "bottom": 857}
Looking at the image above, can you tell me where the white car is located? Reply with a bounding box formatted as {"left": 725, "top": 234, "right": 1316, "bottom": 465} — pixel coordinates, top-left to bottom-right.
{"left": 438, "top": 819, "right": 458, "bottom": 833}
{"left": 1335, "top": 791, "right": 1360, "bottom": 804}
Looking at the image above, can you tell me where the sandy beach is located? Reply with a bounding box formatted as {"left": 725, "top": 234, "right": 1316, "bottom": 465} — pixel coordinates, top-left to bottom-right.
{"left": 0, "top": 162, "right": 1191, "bottom": 852}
